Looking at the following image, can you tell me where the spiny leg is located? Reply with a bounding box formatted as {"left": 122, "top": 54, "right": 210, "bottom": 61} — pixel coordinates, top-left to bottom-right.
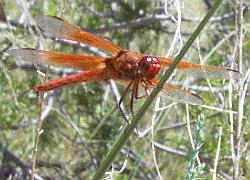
{"left": 129, "top": 80, "right": 138, "bottom": 116}
{"left": 118, "top": 81, "right": 133, "bottom": 122}
{"left": 134, "top": 79, "right": 139, "bottom": 99}
{"left": 129, "top": 80, "right": 140, "bottom": 136}
{"left": 134, "top": 80, "right": 150, "bottom": 99}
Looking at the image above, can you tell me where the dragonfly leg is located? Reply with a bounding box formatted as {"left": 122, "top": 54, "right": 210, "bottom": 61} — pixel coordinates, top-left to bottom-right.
{"left": 134, "top": 81, "right": 150, "bottom": 99}
{"left": 118, "top": 81, "right": 133, "bottom": 123}
{"left": 129, "top": 81, "right": 137, "bottom": 116}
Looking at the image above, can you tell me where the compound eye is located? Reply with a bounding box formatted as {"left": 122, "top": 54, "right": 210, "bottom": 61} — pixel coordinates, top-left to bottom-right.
{"left": 139, "top": 56, "right": 161, "bottom": 79}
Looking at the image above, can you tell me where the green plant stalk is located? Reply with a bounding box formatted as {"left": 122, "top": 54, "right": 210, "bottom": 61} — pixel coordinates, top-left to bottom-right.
{"left": 92, "top": 0, "right": 224, "bottom": 179}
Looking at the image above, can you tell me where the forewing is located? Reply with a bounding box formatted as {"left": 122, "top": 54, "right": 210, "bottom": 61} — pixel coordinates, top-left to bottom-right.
{"left": 159, "top": 57, "right": 241, "bottom": 80}
{"left": 7, "top": 48, "right": 105, "bottom": 70}
{"left": 36, "top": 16, "right": 122, "bottom": 54}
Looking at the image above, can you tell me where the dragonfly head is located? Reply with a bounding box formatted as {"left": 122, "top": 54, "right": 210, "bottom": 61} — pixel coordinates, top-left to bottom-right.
{"left": 138, "top": 56, "right": 161, "bottom": 79}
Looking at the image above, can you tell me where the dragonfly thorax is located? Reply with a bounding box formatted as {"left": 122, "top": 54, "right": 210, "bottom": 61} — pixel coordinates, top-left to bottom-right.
{"left": 109, "top": 51, "right": 141, "bottom": 79}
{"left": 106, "top": 51, "right": 161, "bottom": 81}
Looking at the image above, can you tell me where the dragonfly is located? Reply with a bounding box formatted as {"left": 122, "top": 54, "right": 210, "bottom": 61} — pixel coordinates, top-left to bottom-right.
{"left": 7, "top": 16, "right": 241, "bottom": 118}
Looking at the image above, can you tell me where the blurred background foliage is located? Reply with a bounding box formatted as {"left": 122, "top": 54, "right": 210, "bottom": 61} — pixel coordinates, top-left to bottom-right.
{"left": 0, "top": 0, "right": 249, "bottom": 179}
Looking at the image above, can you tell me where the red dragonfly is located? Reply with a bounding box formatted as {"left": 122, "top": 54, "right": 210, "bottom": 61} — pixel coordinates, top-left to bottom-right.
{"left": 7, "top": 16, "right": 241, "bottom": 118}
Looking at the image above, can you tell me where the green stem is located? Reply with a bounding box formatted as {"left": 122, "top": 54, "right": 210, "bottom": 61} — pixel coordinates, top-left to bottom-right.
{"left": 92, "top": 0, "right": 224, "bottom": 179}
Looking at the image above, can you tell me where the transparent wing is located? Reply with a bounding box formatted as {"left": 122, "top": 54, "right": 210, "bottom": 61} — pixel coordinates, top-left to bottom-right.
{"left": 7, "top": 48, "right": 105, "bottom": 70}
{"left": 36, "top": 16, "right": 122, "bottom": 54}
{"left": 116, "top": 79, "right": 203, "bottom": 105}
{"left": 159, "top": 57, "right": 241, "bottom": 80}
{"left": 150, "top": 79, "right": 203, "bottom": 105}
